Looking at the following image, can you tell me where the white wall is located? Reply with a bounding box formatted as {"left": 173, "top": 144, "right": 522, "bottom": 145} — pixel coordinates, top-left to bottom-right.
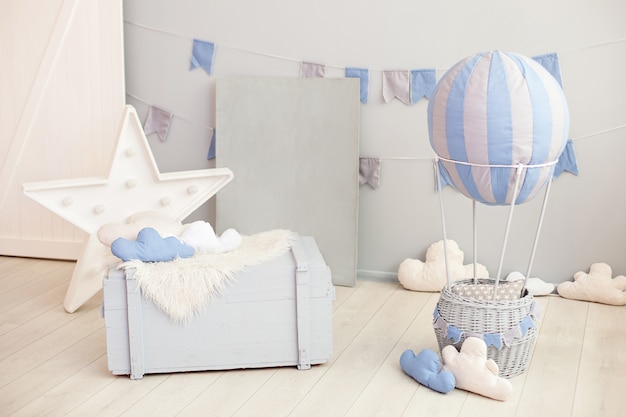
{"left": 123, "top": 0, "right": 626, "bottom": 283}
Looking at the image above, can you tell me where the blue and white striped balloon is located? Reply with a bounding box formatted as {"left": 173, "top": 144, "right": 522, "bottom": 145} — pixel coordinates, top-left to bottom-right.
{"left": 428, "top": 50, "right": 570, "bottom": 205}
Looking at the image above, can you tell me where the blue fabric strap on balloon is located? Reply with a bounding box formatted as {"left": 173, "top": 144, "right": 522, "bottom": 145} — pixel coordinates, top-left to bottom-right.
{"left": 345, "top": 67, "right": 369, "bottom": 104}
{"left": 190, "top": 39, "right": 215, "bottom": 75}
{"left": 530, "top": 51, "right": 574, "bottom": 179}
{"left": 553, "top": 139, "right": 579, "bottom": 177}
{"left": 410, "top": 69, "right": 437, "bottom": 103}
{"left": 207, "top": 128, "right": 216, "bottom": 160}
{"left": 428, "top": 50, "right": 569, "bottom": 206}
{"left": 532, "top": 52, "right": 563, "bottom": 87}
{"left": 434, "top": 159, "right": 454, "bottom": 191}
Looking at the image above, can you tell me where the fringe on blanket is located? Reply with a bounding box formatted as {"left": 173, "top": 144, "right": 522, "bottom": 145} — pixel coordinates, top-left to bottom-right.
{"left": 119, "top": 229, "right": 296, "bottom": 324}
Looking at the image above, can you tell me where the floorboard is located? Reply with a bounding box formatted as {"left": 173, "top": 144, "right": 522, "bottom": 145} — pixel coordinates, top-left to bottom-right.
{"left": 515, "top": 296, "right": 588, "bottom": 417}
{"left": 572, "top": 302, "right": 626, "bottom": 417}
{"left": 231, "top": 279, "right": 400, "bottom": 417}
{"left": 0, "top": 257, "right": 624, "bottom": 417}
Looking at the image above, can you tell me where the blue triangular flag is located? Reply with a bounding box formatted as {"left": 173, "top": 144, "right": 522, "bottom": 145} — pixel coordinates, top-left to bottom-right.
{"left": 410, "top": 69, "right": 437, "bottom": 103}
{"left": 446, "top": 324, "right": 463, "bottom": 343}
{"left": 519, "top": 316, "right": 536, "bottom": 337}
{"left": 483, "top": 333, "right": 503, "bottom": 350}
{"left": 345, "top": 67, "right": 369, "bottom": 104}
{"left": 190, "top": 39, "right": 215, "bottom": 75}
{"left": 207, "top": 128, "right": 216, "bottom": 160}
{"left": 532, "top": 52, "right": 563, "bottom": 87}
{"left": 553, "top": 139, "right": 579, "bottom": 177}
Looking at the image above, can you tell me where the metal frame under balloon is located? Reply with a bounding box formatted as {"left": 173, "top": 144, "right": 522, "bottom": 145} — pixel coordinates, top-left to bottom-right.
{"left": 434, "top": 157, "right": 554, "bottom": 299}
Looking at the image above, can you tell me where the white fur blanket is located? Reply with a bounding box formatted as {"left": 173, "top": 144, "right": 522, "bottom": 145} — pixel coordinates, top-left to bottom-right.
{"left": 119, "top": 229, "right": 295, "bottom": 323}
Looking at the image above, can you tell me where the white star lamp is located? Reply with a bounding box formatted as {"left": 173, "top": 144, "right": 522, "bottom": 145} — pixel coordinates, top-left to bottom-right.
{"left": 23, "top": 105, "right": 233, "bottom": 312}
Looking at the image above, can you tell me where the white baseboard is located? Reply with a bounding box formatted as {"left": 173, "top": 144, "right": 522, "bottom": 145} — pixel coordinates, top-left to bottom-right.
{"left": 0, "top": 237, "right": 83, "bottom": 260}
{"left": 356, "top": 269, "right": 399, "bottom": 282}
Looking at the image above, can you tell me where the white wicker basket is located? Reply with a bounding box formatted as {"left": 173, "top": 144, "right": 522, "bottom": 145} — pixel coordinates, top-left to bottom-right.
{"left": 433, "top": 278, "right": 538, "bottom": 378}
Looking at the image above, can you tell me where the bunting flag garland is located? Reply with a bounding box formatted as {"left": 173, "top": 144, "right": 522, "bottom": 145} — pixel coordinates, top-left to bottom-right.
{"left": 382, "top": 68, "right": 438, "bottom": 105}
{"left": 125, "top": 17, "right": 611, "bottom": 188}
{"left": 300, "top": 62, "right": 326, "bottom": 78}
{"left": 345, "top": 67, "right": 370, "bottom": 104}
{"left": 433, "top": 305, "right": 537, "bottom": 349}
{"left": 410, "top": 69, "right": 437, "bottom": 103}
{"left": 446, "top": 324, "right": 463, "bottom": 343}
{"left": 190, "top": 39, "right": 216, "bottom": 75}
{"left": 382, "top": 70, "right": 410, "bottom": 105}
{"left": 207, "top": 128, "right": 216, "bottom": 160}
{"left": 433, "top": 312, "right": 447, "bottom": 330}
{"left": 143, "top": 105, "right": 173, "bottom": 142}
{"left": 532, "top": 52, "right": 563, "bottom": 87}
{"left": 530, "top": 53, "right": 578, "bottom": 176}
{"left": 359, "top": 157, "right": 382, "bottom": 188}
{"left": 519, "top": 315, "right": 535, "bottom": 335}
{"left": 482, "top": 333, "right": 504, "bottom": 350}
{"left": 502, "top": 326, "right": 524, "bottom": 346}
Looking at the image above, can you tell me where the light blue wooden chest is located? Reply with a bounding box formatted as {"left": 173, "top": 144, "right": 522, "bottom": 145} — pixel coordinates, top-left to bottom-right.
{"left": 102, "top": 236, "right": 334, "bottom": 379}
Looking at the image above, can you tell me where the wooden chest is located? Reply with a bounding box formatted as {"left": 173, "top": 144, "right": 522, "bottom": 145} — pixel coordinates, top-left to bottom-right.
{"left": 102, "top": 236, "right": 334, "bottom": 379}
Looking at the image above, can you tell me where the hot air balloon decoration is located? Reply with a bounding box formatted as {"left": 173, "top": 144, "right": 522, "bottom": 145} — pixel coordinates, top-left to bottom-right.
{"left": 428, "top": 50, "right": 570, "bottom": 377}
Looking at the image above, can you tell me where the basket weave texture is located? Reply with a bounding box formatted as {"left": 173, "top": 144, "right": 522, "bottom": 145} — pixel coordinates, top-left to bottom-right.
{"left": 434, "top": 278, "right": 537, "bottom": 378}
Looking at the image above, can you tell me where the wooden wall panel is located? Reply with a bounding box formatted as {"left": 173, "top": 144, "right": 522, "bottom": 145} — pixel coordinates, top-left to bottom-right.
{"left": 0, "top": 0, "right": 125, "bottom": 259}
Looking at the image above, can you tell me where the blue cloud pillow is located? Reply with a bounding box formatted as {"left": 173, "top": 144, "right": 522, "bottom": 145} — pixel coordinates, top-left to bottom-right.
{"left": 111, "top": 227, "right": 195, "bottom": 262}
{"left": 400, "top": 348, "right": 455, "bottom": 394}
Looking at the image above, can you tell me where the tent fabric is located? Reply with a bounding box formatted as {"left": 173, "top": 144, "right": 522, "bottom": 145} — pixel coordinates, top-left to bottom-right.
{"left": 427, "top": 50, "right": 569, "bottom": 205}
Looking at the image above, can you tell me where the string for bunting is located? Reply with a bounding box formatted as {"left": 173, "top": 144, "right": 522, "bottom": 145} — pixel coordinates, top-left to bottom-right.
{"left": 124, "top": 20, "right": 447, "bottom": 72}
{"left": 573, "top": 124, "right": 626, "bottom": 141}
{"left": 127, "top": 86, "right": 625, "bottom": 164}
{"left": 124, "top": 19, "right": 625, "bottom": 171}
{"left": 124, "top": 19, "right": 625, "bottom": 74}
{"left": 126, "top": 92, "right": 214, "bottom": 131}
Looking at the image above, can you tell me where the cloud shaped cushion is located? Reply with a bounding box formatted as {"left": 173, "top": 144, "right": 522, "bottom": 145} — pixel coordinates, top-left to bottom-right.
{"left": 557, "top": 262, "right": 626, "bottom": 305}
{"left": 442, "top": 337, "right": 513, "bottom": 401}
{"left": 98, "top": 211, "right": 184, "bottom": 247}
{"left": 400, "top": 348, "right": 455, "bottom": 394}
{"left": 398, "top": 240, "right": 489, "bottom": 292}
{"left": 179, "top": 220, "right": 242, "bottom": 254}
{"left": 505, "top": 271, "right": 555, "bottom": 296}
{"left": 111, "top": 227, "right": 195, "bottom": 262}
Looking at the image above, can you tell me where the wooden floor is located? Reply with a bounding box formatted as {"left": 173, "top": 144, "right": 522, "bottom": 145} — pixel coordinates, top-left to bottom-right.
{"left": 1, "top": 256, "right": 625, "bottom": 417}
